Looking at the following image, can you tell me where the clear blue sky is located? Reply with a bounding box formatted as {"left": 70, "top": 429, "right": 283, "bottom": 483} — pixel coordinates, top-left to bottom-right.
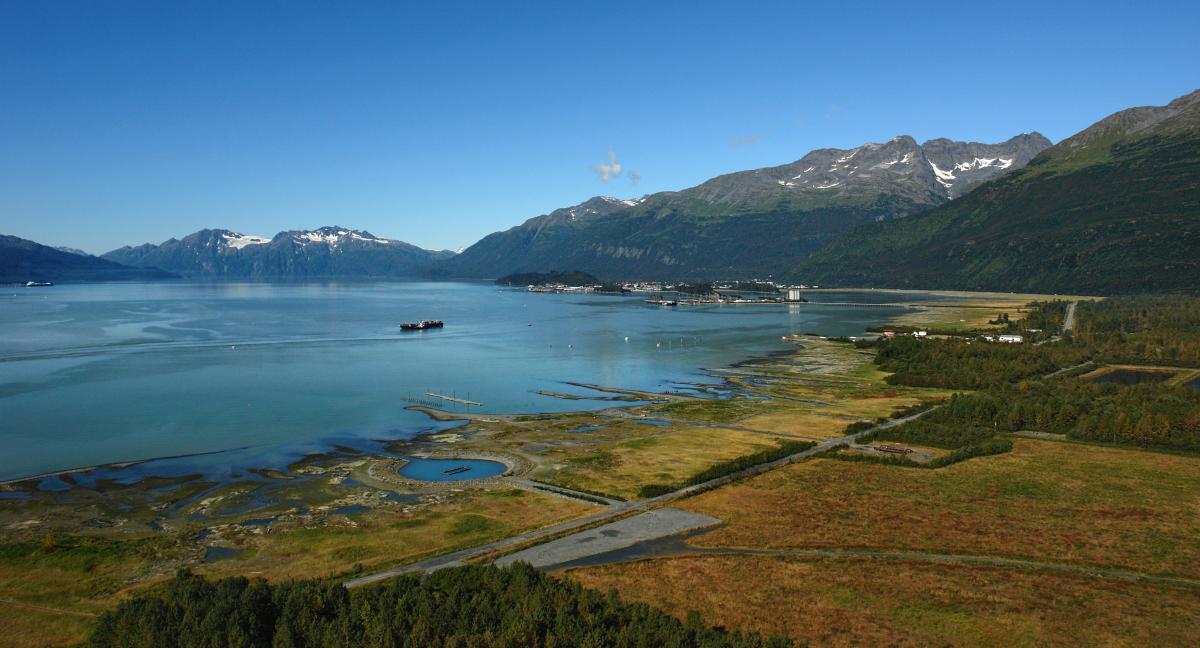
{"left": 2, "top": 1, "right": 1198, "bottom": 254}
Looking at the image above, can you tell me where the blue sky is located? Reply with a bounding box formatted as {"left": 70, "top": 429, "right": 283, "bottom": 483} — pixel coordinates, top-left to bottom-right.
{"left": 2, "top": 1, "right": 1198, "bottom": 254}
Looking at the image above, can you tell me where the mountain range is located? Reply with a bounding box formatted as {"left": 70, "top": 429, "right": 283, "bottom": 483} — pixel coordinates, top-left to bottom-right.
{"left": 0, "top": 235, "right": 175, "bottom": 283}
{"left": 5, "top": 89, "right": 1197, "bottom": 292}
{"left": 101, "top": 227, "right": 456, "bottom": 280}
{"left": 444, "top": 133, "right": 1051, "bottom": 279}
{"left": 794, "top": 89, "right": 1200, "bottom": 294}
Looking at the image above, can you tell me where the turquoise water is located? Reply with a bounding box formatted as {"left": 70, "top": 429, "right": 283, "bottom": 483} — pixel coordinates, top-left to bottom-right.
{"left": 0, "top": 281, "right": 921, "bottom": 480}
{"left": 398, "top": 457, "right": 507, "bottom": 481}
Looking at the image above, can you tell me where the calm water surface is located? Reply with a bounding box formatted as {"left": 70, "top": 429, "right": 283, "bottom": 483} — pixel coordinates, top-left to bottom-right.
{"left": 398, "top": 457, "right": 508, "bottom": 482}
{"left": 0, "top": 282, "right": 923, "bottom": 480}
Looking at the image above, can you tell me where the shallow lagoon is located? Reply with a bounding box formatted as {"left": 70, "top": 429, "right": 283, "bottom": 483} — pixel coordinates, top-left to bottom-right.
{"left": 0, "top": 282, "right": 919, "bottom": 480}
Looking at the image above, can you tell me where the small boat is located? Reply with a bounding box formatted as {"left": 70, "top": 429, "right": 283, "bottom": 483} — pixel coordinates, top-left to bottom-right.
{"left": 24, "top": 281, "right": 53, "bottom": 287}
{"left": 400, "top": 319, "right": 444, "bottom": 331}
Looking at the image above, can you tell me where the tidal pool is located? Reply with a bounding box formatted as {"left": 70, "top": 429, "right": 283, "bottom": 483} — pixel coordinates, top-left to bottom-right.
{"left": 397, "top": 457, "right": 507, "bottom": 481}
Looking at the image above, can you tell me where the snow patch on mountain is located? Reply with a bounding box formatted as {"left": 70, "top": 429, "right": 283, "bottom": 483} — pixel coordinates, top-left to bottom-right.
{"left": 222, "top": 233, "right": 271, "bottom": 249}
{"left": 953, "top": 157, "right": 1014, "bottom": 172}
{"left": 292, "top": 228, "right": 395, "bottom": 246}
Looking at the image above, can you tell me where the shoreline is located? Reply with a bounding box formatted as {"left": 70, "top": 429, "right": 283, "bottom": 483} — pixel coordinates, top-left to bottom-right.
{"left": 0, "top": 288, "right": 1045, "bottom": 493}
{"left": 0, "top": 445, "right": 252, "bottom": 488}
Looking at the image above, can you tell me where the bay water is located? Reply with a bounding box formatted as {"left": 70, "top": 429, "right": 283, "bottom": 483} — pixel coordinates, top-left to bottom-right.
{"left": 0, "top": 282, "right": 921, "bottom": 481}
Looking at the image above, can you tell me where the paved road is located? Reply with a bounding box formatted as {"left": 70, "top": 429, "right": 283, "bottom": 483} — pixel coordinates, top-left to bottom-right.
{"left": 344, "top": 409, "right": 932, "bottom": 588}
{"left": 496, "top": 509, "right": 719, "bottom": 569}
{"left": 1063, "top": 301, "right": 1078, "bottom": 333}
{"left": 505, "top": 478, "right": 625, "bottom": 506}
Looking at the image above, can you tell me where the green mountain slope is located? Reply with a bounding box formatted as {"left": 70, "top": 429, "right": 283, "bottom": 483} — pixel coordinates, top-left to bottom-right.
{"left": 794, "top": 90, "right": 1200, "bottom": 294}
{"left": 446, "top": 134, "right": 1049, "bottom": 280}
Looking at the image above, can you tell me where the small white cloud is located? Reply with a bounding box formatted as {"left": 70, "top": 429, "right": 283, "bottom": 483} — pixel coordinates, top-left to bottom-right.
{"left": 592, "top": 149, "right": 622, "bottom": 182}
{"left": 730, "top": 133, "right": 761, "bottom": 147}
{"left": 628, "top": 170, "right": 641, "bottom": 185}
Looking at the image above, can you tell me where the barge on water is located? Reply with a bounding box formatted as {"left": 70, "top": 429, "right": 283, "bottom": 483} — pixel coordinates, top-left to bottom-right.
{"left": 400, "top": 319, "right": 444, "bottom": 331}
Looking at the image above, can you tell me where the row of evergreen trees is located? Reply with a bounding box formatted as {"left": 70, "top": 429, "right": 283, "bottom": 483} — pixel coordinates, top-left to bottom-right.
{"left": 870, "top": 335, "right": 1082, "bottom": 390}
{"left": 89, "top": 566, "right": 791, "bottom": 648}
{"left": 869, "top": 380, "right": 1200, "bottom": 452}
{"left": 867, "top": 296, "right": 1200, "bottom": 454}
{"left": 1072, "top": 295, "right": 1200, "bottom": 367}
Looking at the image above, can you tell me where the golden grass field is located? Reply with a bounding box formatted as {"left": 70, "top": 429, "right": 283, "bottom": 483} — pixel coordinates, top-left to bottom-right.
{"left": 569, "top": 555, "right": 1200, "bottom": 647}
{"left": 848, "top": 289, "right": 1093, "bottom": 331}
{"left": 0, "top": 605, "right": 95, "bottom": 648}
{"left": 544, "top": 425, "right": 780, "bottom": 499}
{"left": 565, "top": 437, "right": 1200, "bottom": 646}
{"left": 681, "top": 439, "right": 1200, "bottom": 578}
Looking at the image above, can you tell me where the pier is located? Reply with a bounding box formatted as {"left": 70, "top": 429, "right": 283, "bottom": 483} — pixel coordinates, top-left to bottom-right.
{"left": 425, "top": 392, "right": 482, "bottom": 406}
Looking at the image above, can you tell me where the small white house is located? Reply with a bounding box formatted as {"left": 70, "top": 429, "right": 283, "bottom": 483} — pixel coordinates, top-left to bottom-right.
{"left": 998, "top": 334, "right": 1024, "bottom": 343}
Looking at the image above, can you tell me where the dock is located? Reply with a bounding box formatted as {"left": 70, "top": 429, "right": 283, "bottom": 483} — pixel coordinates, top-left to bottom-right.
{"left": 425, "top": 392, "right": 482, "bottom": 406}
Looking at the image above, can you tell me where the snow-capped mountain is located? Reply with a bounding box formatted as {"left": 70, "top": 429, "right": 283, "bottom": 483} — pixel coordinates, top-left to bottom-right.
{"left": 102, "top": 226, "right": 455, "bottom": 279}
{"left": 447, "top": 132, "right": 1050, "bottom": 279}
{"left": 796, "top": 88, "right": 1200, "bottom": 294}
{"left": 690, "top": 133, "right": 1049, "bottom": 203}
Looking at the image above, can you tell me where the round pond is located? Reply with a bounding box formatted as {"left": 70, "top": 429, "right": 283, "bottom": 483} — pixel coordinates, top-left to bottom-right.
{"left": 398, "top": 457, "right": 507, "bottom": 482}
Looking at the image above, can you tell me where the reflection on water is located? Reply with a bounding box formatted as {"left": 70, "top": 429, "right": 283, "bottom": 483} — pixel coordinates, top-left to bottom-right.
{"left": 1, "top": 281, "right": 911, "bottom": 480}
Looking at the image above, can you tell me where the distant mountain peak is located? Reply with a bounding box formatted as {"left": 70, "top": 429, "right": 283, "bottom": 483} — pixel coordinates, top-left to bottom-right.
{"left": 54, "top": 245, "right": 92, "bottom": 257}
{"left": 221, "top": 231, "right": 272, "bottom": 250}
{"left": 289, "top": 226, "right": 395, "bottom": 247}
{"left": 101, "top": 226, "right": 449, "bottom": 279}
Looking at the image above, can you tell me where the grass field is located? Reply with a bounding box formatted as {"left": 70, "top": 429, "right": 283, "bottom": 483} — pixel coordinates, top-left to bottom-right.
{"left": 0, "top": 488, "right": 593, "bottom": 645}
{"left": 542, "top": 425, "right": 781, "bottom": 499}
{"left": 0, "top": 605, "right": 95, "bottom": 648}
{"left": 679, "top": 438, "right": 1200, "bottom": 578}
{"left": 198, "top": 488, "right": 592, "bottom": 582}
{"left": 857, "top": 290, "right": 1091, "bottom": 331}
{"left": 568, "top": 554, "right": 1200, "bottom": 647}
{"left": 566, "top": 436, "right": 1200, "bottom": 645}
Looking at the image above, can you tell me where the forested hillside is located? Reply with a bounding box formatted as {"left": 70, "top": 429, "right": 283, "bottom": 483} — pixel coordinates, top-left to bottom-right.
{"left": 795, "top": 90, "right": 1200, "bottom": 294}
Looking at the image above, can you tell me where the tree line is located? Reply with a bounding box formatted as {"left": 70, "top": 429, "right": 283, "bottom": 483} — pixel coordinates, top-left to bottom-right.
{"left": 90, "top": 566, "right": 791, "bottom": 648}
{"left": 864, "top": 296, "right": 1200, "bottom": 455}
{"left": 1071, "top": 295, "right": 1200, "bottom": 367}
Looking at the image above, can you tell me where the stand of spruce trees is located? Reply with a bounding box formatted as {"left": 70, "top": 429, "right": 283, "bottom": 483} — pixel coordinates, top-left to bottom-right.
{"left": 88, "top": 564, "right": 792, "bottom": 648}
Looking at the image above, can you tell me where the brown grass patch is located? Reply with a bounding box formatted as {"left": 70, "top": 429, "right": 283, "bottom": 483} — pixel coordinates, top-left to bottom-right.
{"left": 739, "top": 412, "right": 855, "bottom": 439}
{"left": 0, "top": 605, "right": 95, "bottom": 648}
{"left": 567, "top": 554, "right": 1200, "bottom": 647}
{"left": 680, "top": 439, "right": 1200, "bottom": 578}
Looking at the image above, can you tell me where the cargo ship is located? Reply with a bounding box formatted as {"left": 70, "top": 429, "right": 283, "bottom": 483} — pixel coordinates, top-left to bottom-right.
{"left": 399, "top": 319, "right": 444, "bottom": 331}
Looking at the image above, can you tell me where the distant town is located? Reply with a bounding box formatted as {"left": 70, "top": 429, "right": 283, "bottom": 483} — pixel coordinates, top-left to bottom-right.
{"left": 506, "top": 272, "right": 814, "bottom": 305}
